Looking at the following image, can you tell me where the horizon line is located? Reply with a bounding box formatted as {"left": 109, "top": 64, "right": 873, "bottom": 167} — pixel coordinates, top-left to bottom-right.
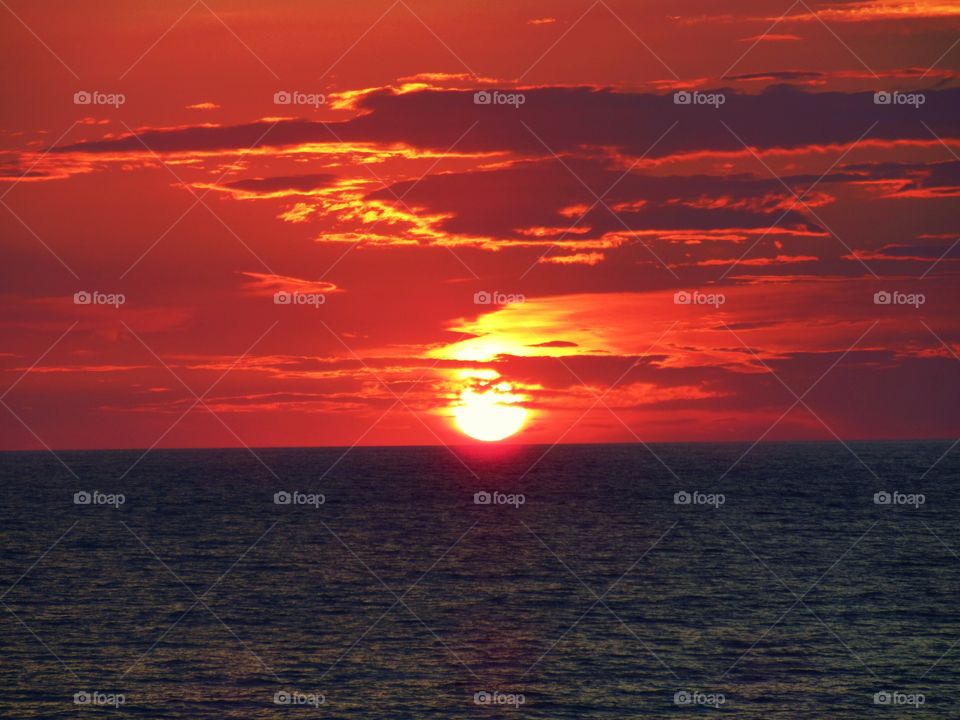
{"left": 0, "top": 437, "right": 954, "bottom": 454}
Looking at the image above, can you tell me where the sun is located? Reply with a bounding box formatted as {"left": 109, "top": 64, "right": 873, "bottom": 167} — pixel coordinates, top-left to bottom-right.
{"left": 453, "top": 386, "right": 529, "bottom": 442}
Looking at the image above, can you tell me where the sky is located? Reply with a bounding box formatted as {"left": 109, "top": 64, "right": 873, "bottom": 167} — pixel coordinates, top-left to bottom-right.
{"left": 1, "top": 0, "right": 959, "bottom": 450}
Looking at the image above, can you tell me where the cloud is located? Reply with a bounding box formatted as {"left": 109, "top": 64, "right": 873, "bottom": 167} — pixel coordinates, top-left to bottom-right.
{"left": 216, "top": 173, "right": 339, "bottom": 198}
{"left": 740, "top": 33, "right": 803, "bottom": 42}
{"left": 779, "top": 0, "right": 960, "bottom": 22}
{"left": 49, "top": 86, "right": 960, "bottom": 161}
{"left": 240, "top": 272, "right": 341, "bottom": 296}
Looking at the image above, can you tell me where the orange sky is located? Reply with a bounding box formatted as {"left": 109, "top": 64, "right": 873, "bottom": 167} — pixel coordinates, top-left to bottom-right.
{"left": 1, "top": 0, "right": 959, "bottom": 449}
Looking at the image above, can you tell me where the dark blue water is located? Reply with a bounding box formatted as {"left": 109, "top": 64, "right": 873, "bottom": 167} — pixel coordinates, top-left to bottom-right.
{"left": 0, "top": 442, "right": 958, "bottom": 718}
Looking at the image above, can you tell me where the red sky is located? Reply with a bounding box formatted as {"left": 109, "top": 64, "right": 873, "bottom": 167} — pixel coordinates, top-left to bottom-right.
{"left": 1, "top": 0, "right": 959, "bottom": 449}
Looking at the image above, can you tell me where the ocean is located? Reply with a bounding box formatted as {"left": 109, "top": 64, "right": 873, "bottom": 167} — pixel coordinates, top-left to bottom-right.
{"left": 0, "top": 442, "right": 957, "bottom": 717}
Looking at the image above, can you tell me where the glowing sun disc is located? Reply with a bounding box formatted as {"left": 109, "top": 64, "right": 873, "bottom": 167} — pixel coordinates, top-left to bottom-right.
{"left": 454, "top": 393, "right": 528, "bottom": 442}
